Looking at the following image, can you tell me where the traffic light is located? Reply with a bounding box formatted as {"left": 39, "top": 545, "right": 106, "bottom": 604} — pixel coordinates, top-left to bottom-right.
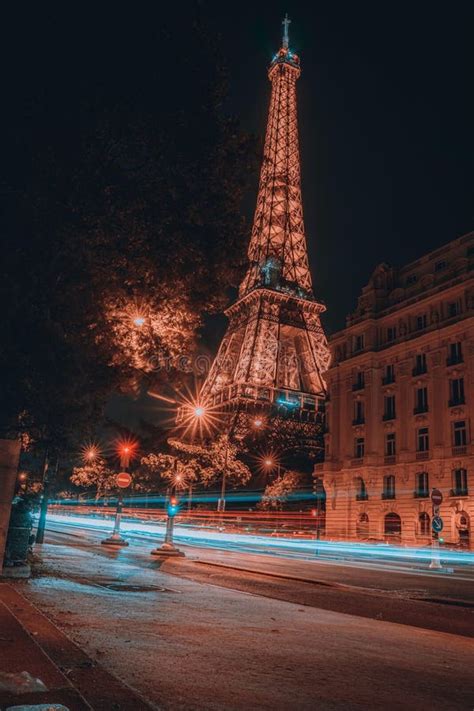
{"left": 168, "top": 496, "right": 179, "bottom": 517}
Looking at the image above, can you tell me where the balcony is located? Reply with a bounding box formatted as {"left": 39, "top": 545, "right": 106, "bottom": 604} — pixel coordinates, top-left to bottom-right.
{"left": 452, "top": 445, "right": 467, "bottom": 456}
{"left": 450, "top": 488, "right": 469, "bottom": 497}
{"left": 416, "top": 451, "right": 429, "bottom": 461}
{"left": 352, "top": 382, "right": 365, "bottom": 392}
{"left": 413, "top": 406, "right": 428, "bottom": 415}
{"left": 356, "top": 493, "right": 369, "bottom": 501}
{"left": 447, "top": 355, "right": 463, "bottom": 366}
{"left": 382, "top": 413, "right": 396, "bottom": 421}
{"left": 414, "top": 490, "right": 429, "bottom": 498}
{"left": 382, "top": 375, "right": 395, "bottom": 385}
{"left": 412, "top": 366, "right": 428, "bottom": 376}
{"left": 449, "top": 398, "right": 465, "bottom": 407}
{"left": 351, "top": 458, "right": 364, "bottom": 466}
{"left": 384, "top": 455, "right": 396, "bottom": 465}
{"left": 352, "top": 417, "right": 365, "bottom": 426}
{"left": 381, "top": 492, "right": 396, "bottom": 500}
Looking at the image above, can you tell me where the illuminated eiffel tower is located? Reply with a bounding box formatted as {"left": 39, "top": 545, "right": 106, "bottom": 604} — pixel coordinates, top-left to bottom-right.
{"left": 198, "top": 17, "right": 331, "bottom": 450}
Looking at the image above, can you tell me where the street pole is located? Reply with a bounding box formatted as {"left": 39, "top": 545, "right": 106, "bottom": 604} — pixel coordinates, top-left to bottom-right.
{"left": 217, "top": 438, "right": 229, "bottom": 514}
{"left": 36, "top": 453, "right": 57, "bottom": 545}
{"left": 101, "top": 452, "right": 129, "bottom": 547}
{"left": 151, "top": 474, "right": 184, "bottom": 557}
{"left": 429, "top": 532, "right": 441, "bottom": 570}
{"left": 429, "top": 488, "right": 443, "bottom": 570}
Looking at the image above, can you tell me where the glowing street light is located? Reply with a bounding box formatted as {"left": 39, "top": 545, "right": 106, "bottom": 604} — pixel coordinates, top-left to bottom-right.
{"left": 133, "top": 315, "right": 146, "bottom": 327}
{"left": 194, "top": 406, "right": 205, "bottom": 418}
{"left": 253, "top": 417, "right": 264, "bottom": 429}
{"left": 102, "top": 438, "right": 138, "bottom": 548}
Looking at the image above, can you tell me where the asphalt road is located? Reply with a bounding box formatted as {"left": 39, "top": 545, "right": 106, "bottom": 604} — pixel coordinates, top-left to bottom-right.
{"left": 46, "top": 519, "right": 474, "bottom": 637}
{"left": 19, "top": 523, "right": 474, "bottom": 711}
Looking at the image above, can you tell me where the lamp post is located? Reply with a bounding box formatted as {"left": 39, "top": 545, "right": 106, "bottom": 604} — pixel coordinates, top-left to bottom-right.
{"left": 151, "top": 460, "right": 184, "bottom": 557}
{"left": 101, "top": 444, "right": 134, "bottom": 548}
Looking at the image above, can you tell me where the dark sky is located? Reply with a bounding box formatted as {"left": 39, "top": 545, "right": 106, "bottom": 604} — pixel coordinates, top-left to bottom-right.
{"left": 3, "top": 1, "right": 472, "bottom": 335}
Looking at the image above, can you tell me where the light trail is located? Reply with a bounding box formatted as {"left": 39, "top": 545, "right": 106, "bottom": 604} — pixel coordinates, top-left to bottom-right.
{"left": 45, "top": 511, "right": 474, "bottom": 569}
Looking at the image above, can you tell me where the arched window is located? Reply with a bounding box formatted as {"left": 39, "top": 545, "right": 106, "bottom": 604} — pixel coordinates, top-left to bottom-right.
{"left": 452, "top": 469, "right": 468, "bottom": 496}
{"left": 415, "top": 472, "right": 429, "bottom": 497}
{"left": 355, "top": 477, "right": 368, "bottom": 501}
{"left": 356, "top": 513, "right": 369, "bottom": 538}
{"left": 419, "top": 512, "right": 430, "bottom": 536}
{"left": 382, "top": 475, "right": 395, "bottom": 499}
{"left": 384, "top": 512, "right": 401, "bottom": 535}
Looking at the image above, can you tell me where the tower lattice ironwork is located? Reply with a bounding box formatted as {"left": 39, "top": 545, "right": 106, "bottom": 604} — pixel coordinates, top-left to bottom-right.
{"left": 197, "top": 17, "right": 331, "bottom": 446}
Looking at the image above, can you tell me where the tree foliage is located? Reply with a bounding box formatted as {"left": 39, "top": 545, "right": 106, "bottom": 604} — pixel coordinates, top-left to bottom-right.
{"left": 259, "top": 471, "right": 302, "bottom": 510}
{"left": 0, "top": 9, "right": 256, "bottom": 451}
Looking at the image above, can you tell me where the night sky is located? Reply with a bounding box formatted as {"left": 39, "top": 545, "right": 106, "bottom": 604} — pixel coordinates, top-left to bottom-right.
{"left": 2, "top": 2, "right": 472, "bottom": 427}
{"left": 207, "top": 0, "right": 473, "bottom": 333}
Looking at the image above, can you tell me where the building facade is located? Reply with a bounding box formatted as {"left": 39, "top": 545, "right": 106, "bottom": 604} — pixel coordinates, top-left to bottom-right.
{"left": 317, "top": 231, "right": 474, "bottom": 548}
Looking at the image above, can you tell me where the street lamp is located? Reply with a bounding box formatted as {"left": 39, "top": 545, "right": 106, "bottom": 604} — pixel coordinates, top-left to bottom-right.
{"left": 151, "top": 460, "right": 185, "bottom": 557}
{"left": 17, "top": 472, "right": 28, "bottom": 494}
{"left": 101, "top": 440, "right": 137, "bottom": 548}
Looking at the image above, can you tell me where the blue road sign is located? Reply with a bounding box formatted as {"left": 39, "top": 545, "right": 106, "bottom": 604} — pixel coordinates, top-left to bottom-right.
{"left": 432, "top": 516, "right": 444, "bottom": 533}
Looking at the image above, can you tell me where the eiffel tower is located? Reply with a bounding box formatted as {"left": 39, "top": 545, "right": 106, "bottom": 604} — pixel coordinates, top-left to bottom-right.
{"left": 198, "top": 17, "right": 330, "bottom": 452}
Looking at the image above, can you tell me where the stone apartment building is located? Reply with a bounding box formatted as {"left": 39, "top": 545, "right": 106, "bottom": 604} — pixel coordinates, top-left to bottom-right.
{"left": 316, "top": 231, "right": 474, "bottom": 548}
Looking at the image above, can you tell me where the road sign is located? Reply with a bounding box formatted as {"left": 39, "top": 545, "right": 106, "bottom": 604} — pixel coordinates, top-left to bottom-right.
{"left": 432, "top": 515, "right": 444, "bottom": 533}
{"left": 116, "top": 472, "right": 132, "bottom": 488}
{"left": 431, "top": 488, "right": 443, "bottom": 506}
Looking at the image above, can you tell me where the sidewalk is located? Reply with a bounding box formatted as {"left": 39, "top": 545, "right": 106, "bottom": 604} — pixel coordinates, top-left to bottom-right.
{"left": 0, "top": 583, "right": 154, "bottom": 710}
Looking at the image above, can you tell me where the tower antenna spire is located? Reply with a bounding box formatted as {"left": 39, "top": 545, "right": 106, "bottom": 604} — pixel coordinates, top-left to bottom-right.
{"left": 282, "top": 13, "right": 291, "bottom": 49}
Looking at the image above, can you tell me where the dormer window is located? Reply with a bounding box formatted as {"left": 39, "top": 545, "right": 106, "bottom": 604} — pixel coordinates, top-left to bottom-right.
{"left": 406, "top": 274, "right": 418, "bottom": 286}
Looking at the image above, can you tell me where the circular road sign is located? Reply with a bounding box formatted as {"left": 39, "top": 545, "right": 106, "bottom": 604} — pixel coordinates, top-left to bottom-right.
{"left": 431, "top": 488, "right": 443, "bottom": 506}
{"left": 116, "top": 472, "right": 132, "bottom": 488}
{"left": 432, "top": 515, "right": 444, "bottom": 533}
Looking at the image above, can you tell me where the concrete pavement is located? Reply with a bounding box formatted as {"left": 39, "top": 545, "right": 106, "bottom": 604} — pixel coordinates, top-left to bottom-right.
{"left": 0, "top": 582, "right": 154, "bottom": 710}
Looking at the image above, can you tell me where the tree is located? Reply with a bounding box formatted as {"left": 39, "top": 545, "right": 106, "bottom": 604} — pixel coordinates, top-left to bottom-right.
{"left": 259, "top": 471, "right": 302, "bottom": 510}
{"left": 0, "top": 9, "right": 256, "bottom": 454}
{"left": 140, "top": 434, "right": 252, "bottom": 492}
{"left": 70, "top": 459, "right": 117, "bottom": 501}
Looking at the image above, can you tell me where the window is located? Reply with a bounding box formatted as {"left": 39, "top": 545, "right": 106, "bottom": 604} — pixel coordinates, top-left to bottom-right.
{"left": 448, "top": 302, "right": 459, "bottom": 318}
{"left": 448, "top": 341, "right": 463, "bottom": 365}
{"left": 383, "top": 364, "right": 395, "bottom": 385}
{"left": 383, "top": 395, "right": 396, "bottom": 420}
{"left": 413, "top": 353, "right": 427, "bottom": 375}
{"left": 419, "top": 512, "right": 430, "bottom": 535}
{"left": 468, "top": 245, "right": 474, "bottom": 257}
{"left": 387, "top": 326, "right": 397, "bottom": 342}
{"left": 416, "top": 314, "right": 427, "bottom": 330}
{"left": 417, "top": 427, "right": 429, "bottom": 452}
{"left": 354, "top": 334, "right": 365, "bottom": 352}
{"left": 435, "top": 260, "right": 447, "bottom": 272}
{"left": 353, "top": 371, "right": 365, "bottom": 390}
{"left": 355, "top": 477, "right": 368, "bottom": 501}
{"left": 354, "top": 437, "right": 365, "bottom": 459}
{"left": 382, "top": 475, "right": 395, "bottom": 499}
{"left": 452, "top": 468, "right": 468, "bottom": 496}
{"left": 453, "top": 420, "right": 467, "bottom": 447}
{"left": 353, "top": 400, "right": 365, "bottom": 424}
{"left": 384, "top": 512, "right": 401, "bottom": 535}
{"left": 414, "top": 387, "right": 428, "bottom": 414}
{"left": 385, "top": 432, "right": 396, "bottom": 456}
{"left": 415, "top": 472, "right": 429, "bottom": 497}
{"left": 406, "top": 274, "right": 418, "bottom": 285}
{"left": 449, "top": 378, "right": 465, "bottom": 406}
